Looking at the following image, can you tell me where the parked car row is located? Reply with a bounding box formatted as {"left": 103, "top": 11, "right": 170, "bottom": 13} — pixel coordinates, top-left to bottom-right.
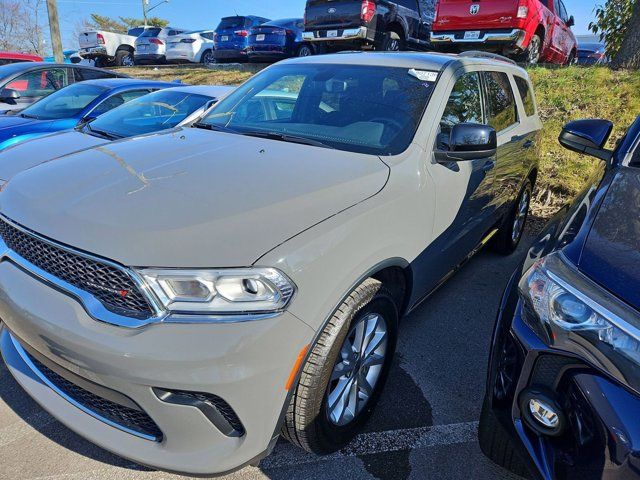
{"left": 73, "top": 0, "right": 585, "bottom": 66}
{"left": 0, "top": 49, "right": 635, "bottom": 479}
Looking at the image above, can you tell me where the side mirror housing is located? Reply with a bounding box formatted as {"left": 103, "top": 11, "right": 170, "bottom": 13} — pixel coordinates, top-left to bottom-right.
{"left": 559, "top": 119, "right": 613, "bottom": 161}
{"left": 567, "top": 16, "right": 575, "bottom": 27}
{"left": 435, "top": 123, "right": 497, "bottom": 162}
{"left": 0, "top": 88, "right": 20, "bottom": 103}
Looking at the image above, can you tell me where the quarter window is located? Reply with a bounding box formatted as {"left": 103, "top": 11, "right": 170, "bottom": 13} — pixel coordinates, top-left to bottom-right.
{"left": 514, "top": 76, "right": 535, "bottom": 117}
{"left": 484, "top": 72, "right": 518, "bottom": 132}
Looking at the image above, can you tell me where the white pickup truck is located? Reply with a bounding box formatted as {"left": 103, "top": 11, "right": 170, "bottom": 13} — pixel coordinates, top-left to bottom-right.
{"left": 78, "top": 27, "right": 145, "bottom": 67}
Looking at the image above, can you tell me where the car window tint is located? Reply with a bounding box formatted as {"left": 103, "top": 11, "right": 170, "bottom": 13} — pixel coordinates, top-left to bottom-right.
{"left": 5, "top": 68, "right": 69, "bottom": 97}
{"left": 139, "top": 27, "right": 162, "bottom": 37}
{"left": 91, "top": 89, "right": 150, "bottom": 117}
{"left": 202, "top": 64, "right": 436, "bottom": 155}
{"left": 441, "top": 72, "right": 483, "bottom": 129}
{"left": 484, "top": 72, "right": 518, "bottom": 132}
{"left": 514, "top": 76, "right": 535, "bottom": 117}
{"left": 20, "top": 82, "right": 106, "bottom": 119}
{"left": 90, "top": 90, "right": 211, "bottom": 138}
{"left": 74, "top": 67, "right": 114, "bottom": 81}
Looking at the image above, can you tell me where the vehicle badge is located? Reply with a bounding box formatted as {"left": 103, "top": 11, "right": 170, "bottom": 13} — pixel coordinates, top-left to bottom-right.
{"left": 470, "top": 4, "right": 480, "bottom": 15}
{"left": 328, "top": 7, "right": 337, "bottom": 14}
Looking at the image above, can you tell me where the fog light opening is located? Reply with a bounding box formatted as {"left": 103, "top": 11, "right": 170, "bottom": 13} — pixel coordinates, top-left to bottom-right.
{"left": 520, "top": 389, "right": 565, "bottom": 437}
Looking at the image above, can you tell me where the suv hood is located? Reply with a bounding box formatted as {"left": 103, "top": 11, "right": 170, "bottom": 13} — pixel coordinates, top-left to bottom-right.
{"left": 578, "top": 169, "right": 640, "bottom": 310}
{"left": 0, "top": 128, "right": 389, "bottom": 267}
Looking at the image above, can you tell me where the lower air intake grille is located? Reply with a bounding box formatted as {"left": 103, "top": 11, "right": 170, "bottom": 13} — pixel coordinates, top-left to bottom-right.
{"left": 26, "top": 352, "right": 163, "bottom": 441}
{"left": 0, "top": 217, "right": 154, "bottom": 319}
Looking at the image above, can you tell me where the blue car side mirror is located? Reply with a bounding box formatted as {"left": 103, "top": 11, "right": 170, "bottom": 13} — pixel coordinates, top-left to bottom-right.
{"left": 559, "top": 119, "right": 614, "bottom": 161}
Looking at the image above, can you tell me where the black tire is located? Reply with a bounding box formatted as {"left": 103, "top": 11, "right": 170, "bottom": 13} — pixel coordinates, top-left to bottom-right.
{"left": 115, "top": 50, "right": 134, "bottom": 67}
{"left": 378, "top": 30, "right": 405, "bottom": 51}
{"left": 201, "top": 49, "right": 214, "bottom": 64}
{"left": 479, "top": 397, "right": 532, "bottom": 479}
{"left": 282, "top": 278, "right": 398, "bottom": 454}
{"left": 491, "top": 179, "right": 532, "bottom": 255}
{"left": 297, "top": 44, "right": 314, "bottom": 57}
{"left": 93, "top": 56, "right": 106, "bottom": 68}
{"left": 566, "top": 50, "right": 576, "bottom": 66}
{"left": 519, "top": 34, "right": 542, "bottom": 65}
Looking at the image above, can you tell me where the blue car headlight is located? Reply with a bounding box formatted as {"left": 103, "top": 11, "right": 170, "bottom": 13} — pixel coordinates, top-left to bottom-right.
{"left": 520, "top": 252, "right": 640, "bottom": 390}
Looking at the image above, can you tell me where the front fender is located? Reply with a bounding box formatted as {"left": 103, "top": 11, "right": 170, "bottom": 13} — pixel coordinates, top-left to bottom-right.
{"left": 0, "top": 132, "right": 50, "bottom": 152}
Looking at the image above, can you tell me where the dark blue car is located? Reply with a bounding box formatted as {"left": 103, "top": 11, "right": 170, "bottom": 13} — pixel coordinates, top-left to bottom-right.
{"left": 481, "top": 115, "right": 640, "bottom": 479}
{"left": 213, "top": 15, "right": 270, "bottom": 62}
{"left": 247, "top": 18, "right": 314, "bottom": 62}
{"left": 0, "top": 78, "right": 172, "bottom": 151}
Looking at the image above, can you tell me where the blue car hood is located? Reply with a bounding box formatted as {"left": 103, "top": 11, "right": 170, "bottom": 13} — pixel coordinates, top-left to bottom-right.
{"left": 0, "top": 115, "right": 55, "bottom": 144}
{"left": 578, "top": 168, "right": 640, "bottom": 310}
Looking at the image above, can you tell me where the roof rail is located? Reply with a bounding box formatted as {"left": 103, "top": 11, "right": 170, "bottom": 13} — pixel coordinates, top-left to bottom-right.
{"left": 458, "top": 51, "right": 518, "bottom": 66}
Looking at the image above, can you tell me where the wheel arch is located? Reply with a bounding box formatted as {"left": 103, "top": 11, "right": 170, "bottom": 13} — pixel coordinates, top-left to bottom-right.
{"left": 116, "top": 44, "right": 134, "bottom": 54}
{"left": 386, "top": 21, "right": 406, "bottom": 40}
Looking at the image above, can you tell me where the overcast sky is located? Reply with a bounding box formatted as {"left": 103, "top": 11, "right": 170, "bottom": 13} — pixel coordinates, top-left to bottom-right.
{"left": 54, "top": 0, "right": 599, "bottom": 49}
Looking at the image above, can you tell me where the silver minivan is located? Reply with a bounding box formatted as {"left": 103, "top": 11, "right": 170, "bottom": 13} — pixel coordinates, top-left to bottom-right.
{"left": 134, "top": 26, "right": 187, "bottom": 64}
{"left": 0, "top": 52, "right": 541, "bottom": 475}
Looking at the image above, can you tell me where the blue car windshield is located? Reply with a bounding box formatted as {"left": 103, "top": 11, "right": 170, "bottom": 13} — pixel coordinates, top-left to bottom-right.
{"left": 21, "top": 83, "right": 106, "bottom": 120}
{"left": 199, "top": 63, "right": 436, "bottom": 155}
{"left": 88, "top": 90, "right": 211, "bottom": 138}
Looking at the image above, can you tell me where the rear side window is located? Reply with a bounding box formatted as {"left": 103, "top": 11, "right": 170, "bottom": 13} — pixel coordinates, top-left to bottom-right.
{"left": 483, "top": 72, "right": 518, "bottom": 132}
{"left": 74, "top": 67, "right": 116, "bottom": 81}
{"left": 514, "top": 76, "right": 535, "bottom": 117}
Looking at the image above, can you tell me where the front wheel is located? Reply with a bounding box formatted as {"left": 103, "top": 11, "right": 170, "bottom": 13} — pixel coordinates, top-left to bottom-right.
{"left": 282, "top": 278, "right": 398, "bottom": 454}
{"left": 491, "top": 179, "right": 532, "bottom": 255}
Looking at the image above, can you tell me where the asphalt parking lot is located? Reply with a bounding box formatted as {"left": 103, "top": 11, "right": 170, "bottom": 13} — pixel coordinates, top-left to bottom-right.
{"left": 0, "top": 234, "right": 534, "bottom": 480}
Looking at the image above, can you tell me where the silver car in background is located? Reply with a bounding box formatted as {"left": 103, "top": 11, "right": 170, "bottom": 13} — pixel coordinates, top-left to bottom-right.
{"left": 134, "top": 26, "right": 187, "bottom": 64}
{"left": 0, "top": 52, "right": 541, "bottom": 475}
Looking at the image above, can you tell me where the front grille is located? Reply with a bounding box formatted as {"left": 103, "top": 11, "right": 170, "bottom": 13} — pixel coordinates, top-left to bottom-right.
{"left": 0, "top": 218, "right": 154, "bottom": 319}
{"left": 26, "top": 351, "right": 163, "bottom": 441}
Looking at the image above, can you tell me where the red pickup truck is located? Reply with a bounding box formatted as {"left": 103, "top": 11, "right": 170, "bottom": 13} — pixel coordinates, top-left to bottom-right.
{"left": 430, "top": 0, "right": 577, "bottom": 65}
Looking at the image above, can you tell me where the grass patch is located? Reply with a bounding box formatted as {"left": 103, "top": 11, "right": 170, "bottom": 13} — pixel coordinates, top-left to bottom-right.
{"left": 114, "top": 65, "right": 640, "bottom": 218}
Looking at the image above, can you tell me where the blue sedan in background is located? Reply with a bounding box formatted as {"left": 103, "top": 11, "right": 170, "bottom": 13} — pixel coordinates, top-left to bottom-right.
{"left": 481, "top": 115, "right": 640, "bottom": 479}
{"left": 0, "top": 78, "right": 172, "bottom": 150}
{"left": 247, "top": 18, "right": 314, "bottom": 62}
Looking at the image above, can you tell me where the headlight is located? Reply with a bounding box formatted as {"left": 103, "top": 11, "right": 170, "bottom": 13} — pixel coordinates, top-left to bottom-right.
{"left": 138, "top": 267, "right": 295, "bottom": 314}
{"left": 520, "top": 252, "right": 640, "bottom": 389}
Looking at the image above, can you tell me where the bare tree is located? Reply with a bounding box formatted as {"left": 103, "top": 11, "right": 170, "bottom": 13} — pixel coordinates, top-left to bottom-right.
{"left": 613, "top": 0, "right": 640, "bottom": 69}
{"left": 0, "top": 0, "right": 47, "bottom": 55}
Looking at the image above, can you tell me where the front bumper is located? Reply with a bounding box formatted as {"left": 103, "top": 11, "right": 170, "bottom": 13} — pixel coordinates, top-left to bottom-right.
{"left": 430, "top": 28, "right": 526, "bottom": 48}
{"left": 0, "top": 260, "right": 313, "bottom": 475}
{"left": 486, "top": 272, "right": 640, "bottom": 479}
{"left": 302, "top": 26, "right": 369, "bottom": 43}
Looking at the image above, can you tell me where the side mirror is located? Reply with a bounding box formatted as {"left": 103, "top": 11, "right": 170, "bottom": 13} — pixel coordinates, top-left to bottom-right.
{"left": 567, "top": 16, "right": 575, "bottom": 27}
{"left": 435, "top": 123, "right": 497, "bottom": 162}
{"left": 559, "top": 119, "right": 613, "bottom": 161}
{"left": 77, "top": 116, "right": 96, "bottom": 127}
{"left": 0, "top": 88, "right": 20, "bottom": 103}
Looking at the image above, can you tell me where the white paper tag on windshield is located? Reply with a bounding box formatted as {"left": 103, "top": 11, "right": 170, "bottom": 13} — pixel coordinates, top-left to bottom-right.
{"left": 408, "top": 69, "right": 439, "bottom": 82}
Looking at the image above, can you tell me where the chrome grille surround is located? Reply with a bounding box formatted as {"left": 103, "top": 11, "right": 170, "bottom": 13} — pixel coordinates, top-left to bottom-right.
{"left": 0, "top": 215, "right": 167, "bottom": 329}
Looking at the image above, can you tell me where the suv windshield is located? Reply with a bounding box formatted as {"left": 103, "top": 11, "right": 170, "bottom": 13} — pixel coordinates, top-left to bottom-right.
{"left": 87, "top": 89, "right": 211, "bottom": 138}
{"left": 139, "top": 27, "right": 162, "bottom": 37}
{"left": 199, "top": 63, "right": 436, "bottom": 155}
{"left": 21, "top": 83, "right": 106, "bottom": 120}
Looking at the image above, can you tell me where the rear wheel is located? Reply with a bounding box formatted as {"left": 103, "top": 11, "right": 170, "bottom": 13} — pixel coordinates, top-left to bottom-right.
{"left": 521, "top": 34, "right": 542, "bottom": 65}
{"left": 491, "top": 179, "right": 532, "bottom": 255}
{"left": 201, "top": 49, "right": 214, "bottom": 64}
{"left": 115, "top": 50, "right": 134, "bottom": 67}
{"left": 297, "top": 44, "right": 314, "bottom": 57}
{"left": 379, "top": 30, "right": 405, "bottom": 52}
{"left": 282, "top": 278, "right": 398, "bottom": 454}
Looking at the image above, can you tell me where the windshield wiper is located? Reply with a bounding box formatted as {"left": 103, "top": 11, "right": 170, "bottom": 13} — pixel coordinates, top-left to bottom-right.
{"left": 191, "top": 122, "right": 240, "bottom": 134}
{"left": 240, "top": 131, "right": 335, "bottom": 150}
{"left": 84, "top": 124, "right": 122, "bottom": 140}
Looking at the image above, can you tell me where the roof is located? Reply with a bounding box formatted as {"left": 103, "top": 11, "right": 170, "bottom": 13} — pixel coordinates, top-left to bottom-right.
{"left": 281, "top": 51, "right": 527, "bottom": 75}
{"left": 0, "top": 52, "right": 43, "bottom": 62}
{"left": 160, "top": 85, "right": 235, "bottom": 98}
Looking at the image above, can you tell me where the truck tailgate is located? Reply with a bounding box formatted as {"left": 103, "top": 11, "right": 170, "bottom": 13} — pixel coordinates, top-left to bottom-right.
{"left": 434, "top": 0, "right": 519, "bottom": 30}
{"left": 79, "top": 31, "right": 101, "bottom": 48}
{"left": 305, "top": 0, "right": 363, "bottom": 30}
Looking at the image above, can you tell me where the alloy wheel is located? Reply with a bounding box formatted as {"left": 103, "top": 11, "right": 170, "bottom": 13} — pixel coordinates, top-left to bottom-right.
{"left": 512, "top": 187, "right": 530, "bottom": 243}
{"left": 298, "top": 46, "right": 312, "bottom": 57}
{"left": 202, "top": 51, "right": 214, "bottom": 64}
{"left": 326, "top": 313, "right": 388, "bottom": 426}
{"left": 122, "top": 54, "right": 134, "bottom": 67}
{"left": 528, "top": 36, "right": 541, "bottom": 64}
